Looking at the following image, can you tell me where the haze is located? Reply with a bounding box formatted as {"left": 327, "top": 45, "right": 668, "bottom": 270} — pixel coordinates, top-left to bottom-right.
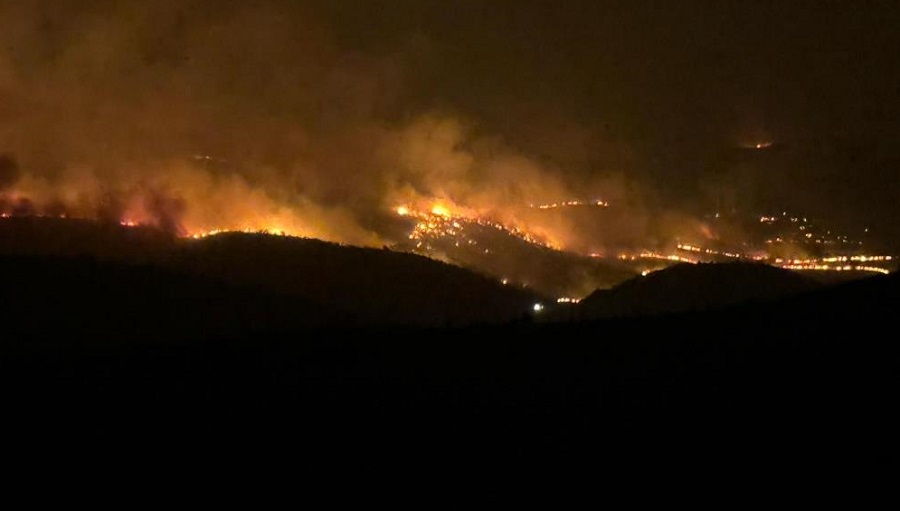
{"left": 1, "top": 0, "right": 898, "bottom": 250}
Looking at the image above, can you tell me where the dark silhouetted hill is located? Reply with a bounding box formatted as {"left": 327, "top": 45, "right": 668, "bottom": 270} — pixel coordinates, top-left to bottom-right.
{"left": 0, "top": 218, "right": 541, "bottom": 330}
{"left": 0, "top": 254, "right": 340, "bottom": 346}
{"left": 743, "top": 267, "right": 898, "bottom": 322}
{"left": 568, "top": 262, "right": 820, "bottom": 320}
{"left": 3, "top": 262, "right": 897, "bottom": 470}
{"left": 3, "top": 217, "right": 898, "bottom": 470}
{"left": 172, "top": 233, "right": 541, "bottom": 326}
{"left": 0, "top": 216, "right": 177, "bottom": 262}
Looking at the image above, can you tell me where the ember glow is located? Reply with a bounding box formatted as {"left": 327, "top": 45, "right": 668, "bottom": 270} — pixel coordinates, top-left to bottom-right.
{"left": 672, "top": 243, "right": 895, "bottom": 275}
{"left": 0, "top": 0, "right": 897, "bottom": 303}
{"left": 395, "top": 201, "right": 559, "bottom": 250}
{"left": 780, "top": 263, "right": 890, "bottom": 275}
{"left": 772, "top": 256, "right": 893, "bottom": 275}
{"left": 189, "top": 228, "right": 289, "bottom": 240}
{"left": 0, "top": 157, "right": 382, "bottom": 245}
{"left": 677, "top": 244, "right": 751, "bottom": 260}
{"left": 530, "top": 199, "right": 609, "bottom": 210}
{"left": 618, "top": 252, "right": 698, "bottom": 264}
{"left": 1, "top": 183, "right": 314, "bottom": 241}
{"left": 3, "top": 174, "right": 894, "bottom": 288}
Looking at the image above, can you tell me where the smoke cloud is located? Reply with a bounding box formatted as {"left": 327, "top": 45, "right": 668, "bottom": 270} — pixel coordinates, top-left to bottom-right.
{"left": 0, "top": 1, "right": 713, "bottom": 253}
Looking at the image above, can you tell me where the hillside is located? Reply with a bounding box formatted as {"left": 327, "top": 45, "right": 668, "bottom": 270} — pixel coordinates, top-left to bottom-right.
{"left": 170, "top": 232, "right": 542, "bottom": 326}
{"left": 0, "top": 218, "right": 542, "bottom": 330}
{"left": 566, "top": 261, "right": 821, "bottom": 320}
{"left": 0, "top": 217, "right": 177, "bottom": 262}
{"left": 3, "top": 263, "right": 897, "bottom": 468}
{"left": 396, "top": 218, "right": 636, "bottom": 298}
{"left": 0, "top": 254, "right": 337, "bottom": 346}
{"left": 3, "top": 216, "right": 898, "bottom": 469}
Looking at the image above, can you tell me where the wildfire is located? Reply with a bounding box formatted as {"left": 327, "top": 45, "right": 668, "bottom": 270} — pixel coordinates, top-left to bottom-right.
{"left": 780, "top": 264, "right": 890, "bottom": 275}
{"left": 1, "top": 205, "right": 302, "bottom": 241}
{"left": 189, "top": 227, "right": 290, "bottom": 239}
{"left": 0, "top": 155, "right": 371, "bottom": 245}
{"left": 3, "top": 181, "right": 895, "bottom": 283}
{"left": 430, "top": 203, "right": 452, "bottom": 217}
{"left": 530, "top": 198, "right": 609, "bottom": 210}
{"left": 672, "top": 242, "right": 895, "bottom": 275}
{"left": 618, "top": 251, "right": 698, "bottom": 264}
{"left": 677, "top": 243, "right": 744, "bottom": 259}
{"left": 395, "top": 201, "right": 558, "bottom": 250}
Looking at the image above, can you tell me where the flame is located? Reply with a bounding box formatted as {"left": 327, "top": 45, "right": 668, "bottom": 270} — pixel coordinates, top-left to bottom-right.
{"left": 780, "top": 264, "right": 890, "bottom": 275}
{"left": 430, "top": 203, "right": 451, "bottom": 217}
{"left": 0, "top": 155, "right": 391, "bottom": 247}
{"left": 530, "top": 199, "right": 608, "bottom": 210}
{"left": 390, "top": 191, "right": 579, "bottom": 250}
{"left": 393, "top": 201, "right": 559, "bottom": 250}
{"left": 2, "top": 163, "right": 894, "bottom": 282}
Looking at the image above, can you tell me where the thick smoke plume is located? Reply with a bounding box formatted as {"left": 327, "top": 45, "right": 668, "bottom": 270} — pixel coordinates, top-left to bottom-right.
{"left": 0, "top": 1, "right": 703, "bottom": 252}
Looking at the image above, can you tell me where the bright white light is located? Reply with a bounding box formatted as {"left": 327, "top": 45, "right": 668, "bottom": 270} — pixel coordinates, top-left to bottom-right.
{"left": 533, "top": 303, "right": 544, "bottom": 312}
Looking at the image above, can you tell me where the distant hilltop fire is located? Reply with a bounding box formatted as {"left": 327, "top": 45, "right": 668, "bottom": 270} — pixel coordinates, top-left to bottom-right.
{"left": 395, "top": 201, "right": 560, "bottom": 250}
{"left": 0, "top": 187, "right": 297, "bottom": 240}
{"left": 0, "top": 153, "right": 364, "bottom": 244}
{"left": 1, "top": 180, "right": 895, "bottom": 291}
{"left": 0, "top": 148, "right": 894, "bottom": 299}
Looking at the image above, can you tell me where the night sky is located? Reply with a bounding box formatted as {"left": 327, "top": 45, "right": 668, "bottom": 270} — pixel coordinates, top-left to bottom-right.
{"left": 2, "top": 1, "right": 899, "bottom": 248}
{"left": 322, "top": 0, "right": 900, "bottom": 235}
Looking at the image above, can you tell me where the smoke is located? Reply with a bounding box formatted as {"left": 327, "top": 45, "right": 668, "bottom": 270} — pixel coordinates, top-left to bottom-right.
{"left": 0, "top": 0, "right": 699, "bottom": 252}
{"left": 0, "top": 153, "right": 19, "bottom": 195}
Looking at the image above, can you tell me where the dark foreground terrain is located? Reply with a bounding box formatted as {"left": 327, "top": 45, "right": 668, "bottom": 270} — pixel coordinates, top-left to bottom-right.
{"left": 3, "top": 267, "right": 898, "bottom": 472}
{"left": 1, "top": 221, "right": 897, "bottom": 472}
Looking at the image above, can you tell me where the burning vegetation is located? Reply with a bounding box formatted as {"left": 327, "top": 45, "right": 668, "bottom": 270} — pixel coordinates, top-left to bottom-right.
{"left": 0, "top": 3, "right": 895, "bottom": 303}
{"left": 1, "top": 148, "right": 894, "bottom": 301}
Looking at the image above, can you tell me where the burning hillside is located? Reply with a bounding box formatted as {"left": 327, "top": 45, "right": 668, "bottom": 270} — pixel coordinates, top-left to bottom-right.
{"left": 2, "top": 159, "right": 893, "bottom": 302}
{"left": 0, "top": 153, "right": 376, "bottom": 244}
{"left": 392, "top": 201, "right": 635, "bottom": 298}
{"left": 0, "top": 216, "right": 543, "bottom": 328}
{"left": 0, "top": 1, "right": 894, "bottom": 299}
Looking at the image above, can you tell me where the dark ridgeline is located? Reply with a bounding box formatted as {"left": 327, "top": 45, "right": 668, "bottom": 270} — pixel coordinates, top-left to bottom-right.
{"left": 0, "top": 218, "right": 542, "bottom": 336}
{"left": 395, "top": 216, "right": 637, "bottom": 298}
{"left": 1, "top": 218, "right": 898, "bottom": 470}
{"left": 563, "top": 261, "right": 820, "bottom": 320}
{"left": 0, "top": 254, "right": 339, "bottom": 347}
{"left": 0, "top": 217, "right": 179, "bottom": 263}
{"left": 172, "top": 232, "right": 542, "bottom": 327}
